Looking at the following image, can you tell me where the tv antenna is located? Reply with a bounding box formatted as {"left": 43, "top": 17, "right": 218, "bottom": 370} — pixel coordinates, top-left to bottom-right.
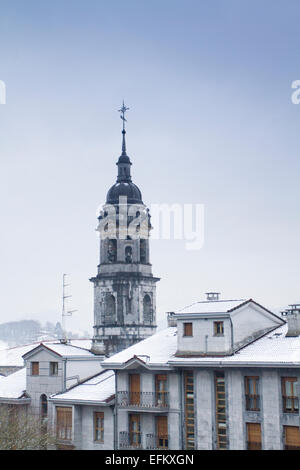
{"left": 60, "top": 273, "right": 77, "bottom": 343}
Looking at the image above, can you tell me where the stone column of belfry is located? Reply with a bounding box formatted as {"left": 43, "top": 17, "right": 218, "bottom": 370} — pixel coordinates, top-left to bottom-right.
{"left": 90, "top": 103, "right": 160, "bottom": 356}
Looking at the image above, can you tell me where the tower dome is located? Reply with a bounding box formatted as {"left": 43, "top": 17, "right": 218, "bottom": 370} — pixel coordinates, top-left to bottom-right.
{"left": 106, "top": 181, "right": 143, "bottom": 205}
{"left": 105, "top": 111, "right": 143, "bottom": 205}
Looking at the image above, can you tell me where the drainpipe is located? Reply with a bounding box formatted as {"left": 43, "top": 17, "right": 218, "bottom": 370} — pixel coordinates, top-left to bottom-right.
{"left": 179, "top": 369, "right": 184, "bottom": 450}
{"left": 114, "top": 373, "right": 118, "bottom": 450}
{"left": 63, "top": 359, "right": 67, "bottom": 391}
{"left": 229, "top": 318, "right": 234, "bottom": 354}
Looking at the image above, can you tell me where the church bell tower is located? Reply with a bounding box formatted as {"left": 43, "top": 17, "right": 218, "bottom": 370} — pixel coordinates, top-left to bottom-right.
{"left": 90, "top": 103, "right": 160, "bottom": 356}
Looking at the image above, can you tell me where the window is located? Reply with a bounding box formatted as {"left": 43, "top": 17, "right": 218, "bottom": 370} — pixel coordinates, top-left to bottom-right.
{"left": 104, "top": 294, "right": 116, "bottom": 324}
{"left": 143, "top": 294, "right": 152, "bottom": 323}
{"left": 246, "top": 423, "right": 262, "bottom": 450}
{"left": 129, "top": 414, "right": 141, "bottom": 447}
{"left": 140, "top": 239, "right": 147, "bottom": 263}
{"left": 155, "top": 374, "right": 168, "bottom": 407}
{"left": 31, "top": 362, "right": 39, "bottom": 376}
{"left": 183, "top": 323, "right": 193, "bottom": 337}
{"left": 56, "top": 407, "right": 72, "bottom": 441}
{"left": 94, "top": 412, "right": 104, "bottom": 442}
{"left": 40, "top": 394, "right": 48, "bottom": 419}
{"left": 50, "top": 362, "right": 58, "bottom": 376}
{"left": 107, "top": 239, "right": 116, "bottom": 263}
{"left": 125, "top": 246, "right": 133, "bottom": 263}
{"left": 284, "top": 426, "right": 300, "bottom": 450}
{"left": 282, "top": 377, "right": 299, "bottom": 413}
{"left": 214, "top": 321, "right": 224, "bottom": 336}
{"left": 215, "top": 372, "right": 227, "bottom": 449}
{"left": 129, "top": 374, "right": 140, "bottom": 406}
{"left": 184, "top": 371, "right": 195, "bottom": 449}
{"left": 245, "top": 377, "right": 260, "bottom": 411}
{"left": 156, "top": 416, "right": 168, "bottom": 449}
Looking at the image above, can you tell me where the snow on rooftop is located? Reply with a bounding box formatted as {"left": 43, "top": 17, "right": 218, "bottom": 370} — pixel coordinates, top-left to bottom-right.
{"left": 169, "top": 323, "right": 300, "bottom": 365}
{"left": 103, "top": 327, "right": 178, "bottom": 367}
{"left": 103, "top": 321, "right": 300, "bottom": 368}
{"left": 51, "top": 370, "right": 115, "bottom": 403}
{"left": 0, "top": 368, "right": 26, "bottom": 399}
{"left": 176, "top": 299, "right": 247, "bottom": 315}
{"left": 0, "top": 339, "right": 93, "bottom": 367}
{"left": 39, "top": 342, "right": 94, "bottom": 358}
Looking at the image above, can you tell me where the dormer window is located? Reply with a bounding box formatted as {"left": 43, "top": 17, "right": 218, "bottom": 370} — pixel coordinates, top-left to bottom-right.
{"left": 214, "top": 321, "right": 224, "bottom": 336}
{"left": 183, "top": 323, "right": 193, "bottom": 337}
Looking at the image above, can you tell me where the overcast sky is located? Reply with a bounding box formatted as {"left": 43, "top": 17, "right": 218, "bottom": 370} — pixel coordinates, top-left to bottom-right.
{"left": 0, "top": 0, "right": 299, "bottom": 334}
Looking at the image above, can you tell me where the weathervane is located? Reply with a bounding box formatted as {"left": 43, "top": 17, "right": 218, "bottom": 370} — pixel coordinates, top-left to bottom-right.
{"left": 118, "top": 100, "right": 130, "bottom": 131}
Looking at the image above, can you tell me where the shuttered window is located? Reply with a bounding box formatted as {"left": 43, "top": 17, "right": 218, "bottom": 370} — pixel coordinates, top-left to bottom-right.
{"left": 31, "top": 362, "right": 39, "bottom": 376}
{"left": 284, "top": 426, "right": 300, "bottom": 450}
{"left": 246, "top": 423, "right": 262, "bottom": 450}
{"left": 156, "top": 416, "right": 168, "bottom": 449}
{"left": 129, "top": 374, "right": 140, "bottom": 405}
{"left": 183, "top": 323, "right": 193, "bottom": 337}
{"left": 56, "top": 407, "right": 72, "bottom": 441}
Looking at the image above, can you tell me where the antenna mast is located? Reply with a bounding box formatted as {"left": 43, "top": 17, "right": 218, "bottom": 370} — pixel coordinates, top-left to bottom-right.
{"left": 61, "top": 273, "right": 77, "bottom": 343}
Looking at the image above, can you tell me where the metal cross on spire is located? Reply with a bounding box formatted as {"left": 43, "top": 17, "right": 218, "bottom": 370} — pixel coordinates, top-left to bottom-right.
{"left": 118, "top": 100, "right": 130, "bottom": 131}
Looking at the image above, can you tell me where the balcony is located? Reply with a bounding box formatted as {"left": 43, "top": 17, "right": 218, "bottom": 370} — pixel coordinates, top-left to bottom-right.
{"left": 117, "top": 391, "right": 169, "bottom": 409}
{"left": 118, "top": 432, "right": 169, "bottom": 450}
{"left": 146, "top": 433, "right": 169, "bottom": 450}
{"left": 119, "top": 431, "right": 143, "bottom": 449}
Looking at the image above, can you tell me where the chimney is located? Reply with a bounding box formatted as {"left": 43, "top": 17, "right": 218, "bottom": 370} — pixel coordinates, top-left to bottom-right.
{"left": 167, "top": 312, "right": 177, "bottom": 327}
{"left": 284, "top": 304, "right": 300, "bottom": 337}
{"left": 206, "top": 292, "right": 220, "bottom": 301}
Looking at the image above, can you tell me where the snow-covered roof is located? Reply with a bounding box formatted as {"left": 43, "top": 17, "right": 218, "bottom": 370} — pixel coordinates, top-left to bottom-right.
{"left": 170, "top": 324, "right": 300, "bottom": 366}
{"left": 103, "top": 322, "right": 300, "bottom": 369}
{"left": 175, "top": 299, "right": 247, "bottom": 315}
{"left": 50, "top": 370, "right": 115, "bottom": 404}
{"left": 102, "top": 328, "right": 178, "bottom": 368}
{"left": 30, "top": 342, "right": 95, "bottom": 358}
{"left": 0, "top": 339, "right": 93, "bottom": 367}
{"left": 0, "top": 368, "right": 27, "bottom": 399}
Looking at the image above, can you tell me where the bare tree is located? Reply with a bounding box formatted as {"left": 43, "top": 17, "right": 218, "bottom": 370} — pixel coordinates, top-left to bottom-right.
{"left": 0, "top": 405, "right": 57, "bottom": 450}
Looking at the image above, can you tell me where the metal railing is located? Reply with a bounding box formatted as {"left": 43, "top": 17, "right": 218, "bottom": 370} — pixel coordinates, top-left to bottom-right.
{"left": 146, "top": 433, "right": 169, "bottom": 450}
{"left": 117, "top": 391, "right": 169, "bottom": 409}
{"left": 119, "top": 431, "right": 143, "bottom": 449}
